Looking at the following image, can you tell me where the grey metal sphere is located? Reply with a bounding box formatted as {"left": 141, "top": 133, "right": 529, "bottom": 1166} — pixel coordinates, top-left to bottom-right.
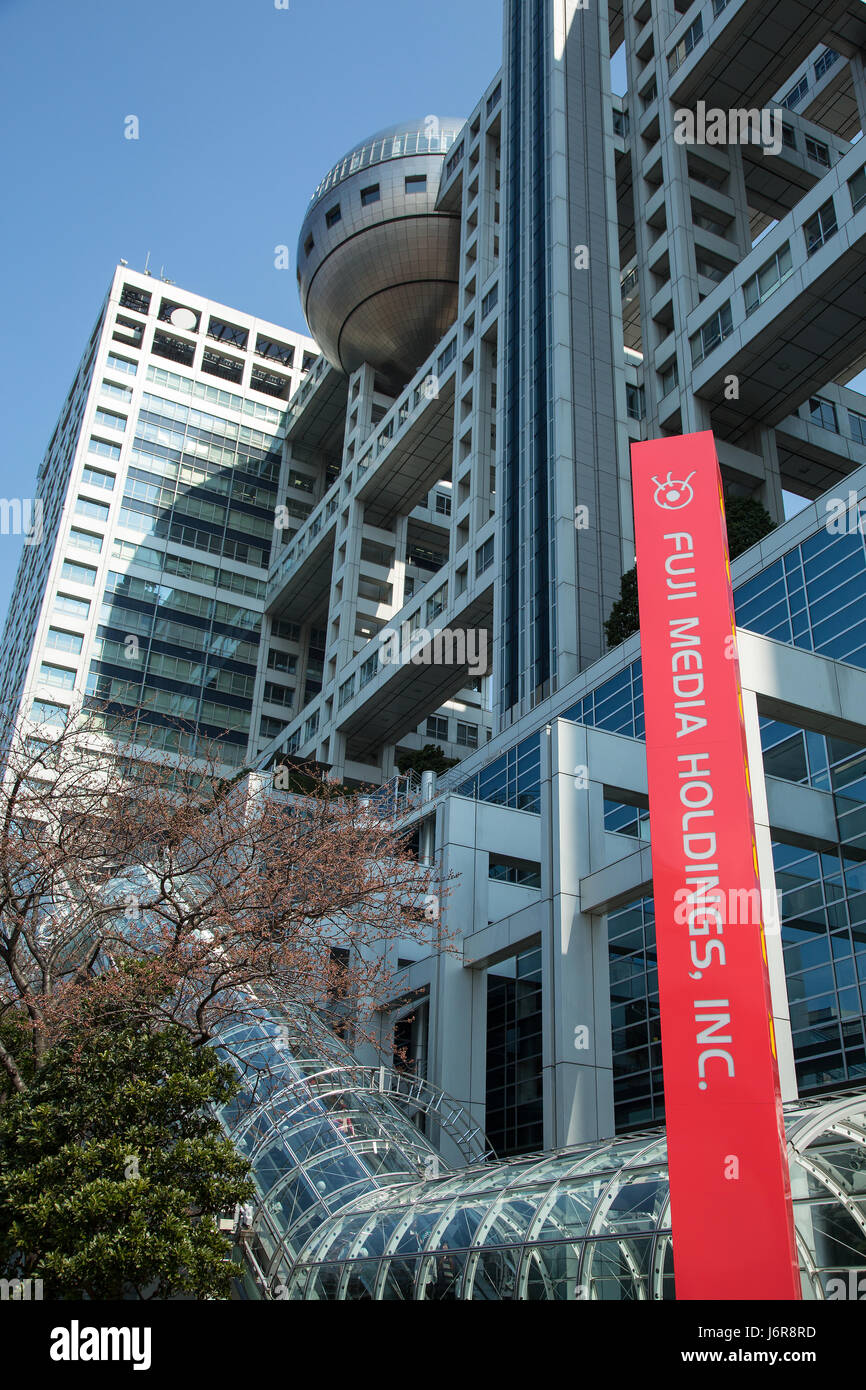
{"left": 297, "top": 117, "right": 465, "bottom": 391}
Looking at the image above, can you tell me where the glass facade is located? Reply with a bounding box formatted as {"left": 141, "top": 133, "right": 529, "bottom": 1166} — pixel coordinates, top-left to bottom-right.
{"left": 85, "top": 389, "right": 282, "bottom": 763}
{"left": 453, "top": 731, "right": 541, "bottom": 812}
{"left": 486, "top": 945, "right": 544, "bottom": 1156}
{"left": 499, "top": 0, "right": 555, "bottom": 714}
{"left": 608, "top": 898, "right": 662, "bottom": 1131}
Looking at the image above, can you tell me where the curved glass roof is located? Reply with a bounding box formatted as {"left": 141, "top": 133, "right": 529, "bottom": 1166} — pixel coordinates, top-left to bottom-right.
{"left": 307, "top": 116, "right": 466, "bottom": 211}
{"left": 276, "top": 1092, "right": 866, "bottom": 1300}
{"left": 214, "top": 1001, "right": 866, "bottom": 1299}
{"left": 213, "top": 1004, "right": 489, "bottom": 1297}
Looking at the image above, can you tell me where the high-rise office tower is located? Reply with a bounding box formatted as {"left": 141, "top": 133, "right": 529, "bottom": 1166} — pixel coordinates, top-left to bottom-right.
{"left": 0, "top": 268, "right": 318, "bottom": 769}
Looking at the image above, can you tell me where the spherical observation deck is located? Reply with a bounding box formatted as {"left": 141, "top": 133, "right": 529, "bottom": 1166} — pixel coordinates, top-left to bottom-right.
{"left": 297, "top": 117, "right": 465, "bottom": 392}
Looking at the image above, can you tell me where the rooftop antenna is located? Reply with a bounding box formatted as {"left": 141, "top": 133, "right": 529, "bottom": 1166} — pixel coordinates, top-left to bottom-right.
{"left": 143, "top": 250, "right": 152, "bottom": 276}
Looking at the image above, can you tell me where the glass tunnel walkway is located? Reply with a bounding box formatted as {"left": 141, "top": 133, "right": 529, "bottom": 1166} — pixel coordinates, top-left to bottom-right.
{"left": 216, "top": 1009, "right": 866, "bottom": 1300}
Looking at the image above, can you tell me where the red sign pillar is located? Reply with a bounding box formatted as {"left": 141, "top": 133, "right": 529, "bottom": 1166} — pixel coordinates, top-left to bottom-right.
{"left": 631, "top": 431, "right": 800, "bottom": 1301}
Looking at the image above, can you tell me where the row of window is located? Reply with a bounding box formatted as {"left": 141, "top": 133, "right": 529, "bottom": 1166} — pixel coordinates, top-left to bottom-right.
{"left": 304, "top": 177, "right": 429, "bottom": 256}
{"left": 804, "top": 395, "right": 866, "bottom": 445}
{"left": 425, "top": 715, "right": 479, "bottom": 748}
{"left": 689, "top": 172, "right": 866, "bottom": 370}
{"left": 118, "top": 283, "right": 303, "bottom": 368}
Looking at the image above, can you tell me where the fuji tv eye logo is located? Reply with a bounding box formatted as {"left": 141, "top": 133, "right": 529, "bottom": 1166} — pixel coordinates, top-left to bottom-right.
{"left": 651, "top": 471, "right": 696, "bottom": 509}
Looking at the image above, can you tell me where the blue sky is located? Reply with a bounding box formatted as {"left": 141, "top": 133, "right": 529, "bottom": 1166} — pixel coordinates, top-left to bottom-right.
{"left": 0, "top": 0, "right": 503, "bottom": 617}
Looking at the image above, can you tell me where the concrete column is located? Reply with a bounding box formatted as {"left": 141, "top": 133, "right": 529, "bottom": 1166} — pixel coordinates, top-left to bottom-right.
{"left": 755, "top": 426, "right": 786, "bottom": 525}
{"left": 741, "top": 686, "right": 798, "bottom": 1100}
{"left": 426, "top": 796, "right": 489, "bottom": 1164}
{"left": 541, "top": 721, "right": 615, "bottom": 1146}
{"left": 849, "top": 50, "right": 866, "bottom": 133}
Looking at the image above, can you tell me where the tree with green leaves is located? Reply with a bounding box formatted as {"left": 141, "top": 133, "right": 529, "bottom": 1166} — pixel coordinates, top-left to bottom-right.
{"left": 0, "top": 979, "right": 253, "bottom": 1300}
{"left": 395, "top": 744, "right": 459, "bottom": 777}
{"left": 604, "top": 494, "right": 776, "bottom": 649}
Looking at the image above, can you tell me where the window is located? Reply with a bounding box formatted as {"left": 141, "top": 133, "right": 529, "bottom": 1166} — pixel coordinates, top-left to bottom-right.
{"left": 31, "top": 699, "right": 68, "bottom": 726}
{"left": 435, "top": 491, "right": 452, "bottom": 516}
{"left": 113, "top": 315, "right": 144, "bottom": 347}
{"left": 207, "top": 316, "right": 248, "bottom": 349}
{"left": 426, "top": 588, "right": 447, "bottom": 622}
{"left": 659, "top": 361, "right": 679, "bottom": 399}
{"left": 626, "top": 383, "right": 646, "bottom": 420}
{"left": 361, "top": 184, "right": 380, "bottom": 207}
{"left": 304, "top": 710, "right": 319, "bottom": 739}
{"left": 426, "top": 716, "right": 449, "bottom": 742}
{"left": 692, "top": 209, "right": 727, "bottom": 236}
{"left": 850, "top": 411, "right": 866, "bottom": 447}
{"left": 690, "top": 301, "right": 734, "bottom": 367}
{"left": 39, "top": 662, "right": 76, "bottom": 691}
{"left": 263, "top": 681, "right": 295, "bottom": 707}
{"left": 88, "top": 436, "right": 121, "bottom": 461}
{"left": 850, "top": 168, "right": 866, "bottom": 215}
{"left": 488, "top": 857, "right": 542, "bottom": 888}
{"left": 61, "top": 560, "right": 97, "bottom": 587}
{"left": 74, "top": 496, "right": 110, "bottom": 523}
{"left": 437, "top": 339, "right": 456, "bottom": 374}
{"left": 259, "top": 716, "right": 289, "bottom": 742}
{"left": 81, "top": 465, "right": 115, "bottom": 490}
{"left": 267, "top": 650, "right": 297, "bottom": 674}
{"left": 250, "top": 365, "right": 290, "bottom": 399}
{"left": 481, "top": 283, "right": 499, "bottom": 318}
{"left": 668, "top": 15, "right": 703, "bottom": 75}
{"left": 106, "top": 352, "right": 137, "bottom": 376}
{"left": 456, "top": 721, "right": 478, "bottom": 748}
{"left": 640, "top": 78, "right": 657, "bottom": 111}
{"left": 405, "top": 175, "right": 427, "bottom": 194}
{"left": 781, "top": 125, "right": 797, "bottom": 151}
{"left": 45, "top": 628, "right": 84, "bottom": 655}
{"left": 814, "top": 48, "right": 840, "bottom": 82}
{"left": 338, "top": 676, "right": 355, "bottom": 709}
{"left": 94, "top": 407, "right": 126, "bottom": 432}
{"left": 69, "top": 527, "right": 103, "bottom": 554}
{"left": 808, "top": 397, "right": 839, "bottom": 433}
{"left": 54, "top": 593, "right": 90, "bottom": 618}
{"left": 781, "top": 75, "right": 809, "bottom": 110}
{"left": 255, "top": 334, "right": 294, "bottom": 367}
{"left": 325, "top": 205, "right": 341, "bottom": 228}
{"left": 101, "top": 379, "right": 133, "bottom": 402}
{"left": 119, "top": 284, "right": 151, "bottom": 314}
{"left": 476, "top": 536, "right": 494, "bottom": 575}
{"left": 743, "top": 243, "right": 793, "bottom": 315}
{"left": 152, "top": 331, "right": 195, "bottom": 367}
{"left": 159, "top": 299, "right": 200, "bottom": 330}
{"left": 271, "top": 619, "right": 299, "bottom": 641}
{"left": 805, "top": 136, "right": 830, "bottom": 168}
{"left": 804, "top": 199, "right": 838, "bottom": 255}
{"left": 712, "top": 0, "right": 731, "bottom": 14}
{"left": 202, "top": 348, "right": 244, "bottom": 384}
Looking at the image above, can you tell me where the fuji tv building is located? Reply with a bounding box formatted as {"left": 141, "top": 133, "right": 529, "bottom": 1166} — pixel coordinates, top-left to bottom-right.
{"left": 9, "top": 0, "right": 866, "bottom": 1300}
{"left": 221, "top": 0, "right": 866, "bottom": 1300}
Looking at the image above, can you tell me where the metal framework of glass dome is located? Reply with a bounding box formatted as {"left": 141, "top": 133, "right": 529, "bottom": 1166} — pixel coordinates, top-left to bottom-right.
{"left": 214, "top": 1005, "right": 489, "bottom": 1298}
{"left": 216, "top": 1004, "right": 866, "bottom": 1300}
{"left": 282, "top": 1093, "right": 866, "bottom": 1300}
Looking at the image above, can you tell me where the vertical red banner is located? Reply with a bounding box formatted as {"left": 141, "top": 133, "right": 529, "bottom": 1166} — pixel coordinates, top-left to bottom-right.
{"left": 631, "top": 431, "right": 800, "bottom": 1301}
